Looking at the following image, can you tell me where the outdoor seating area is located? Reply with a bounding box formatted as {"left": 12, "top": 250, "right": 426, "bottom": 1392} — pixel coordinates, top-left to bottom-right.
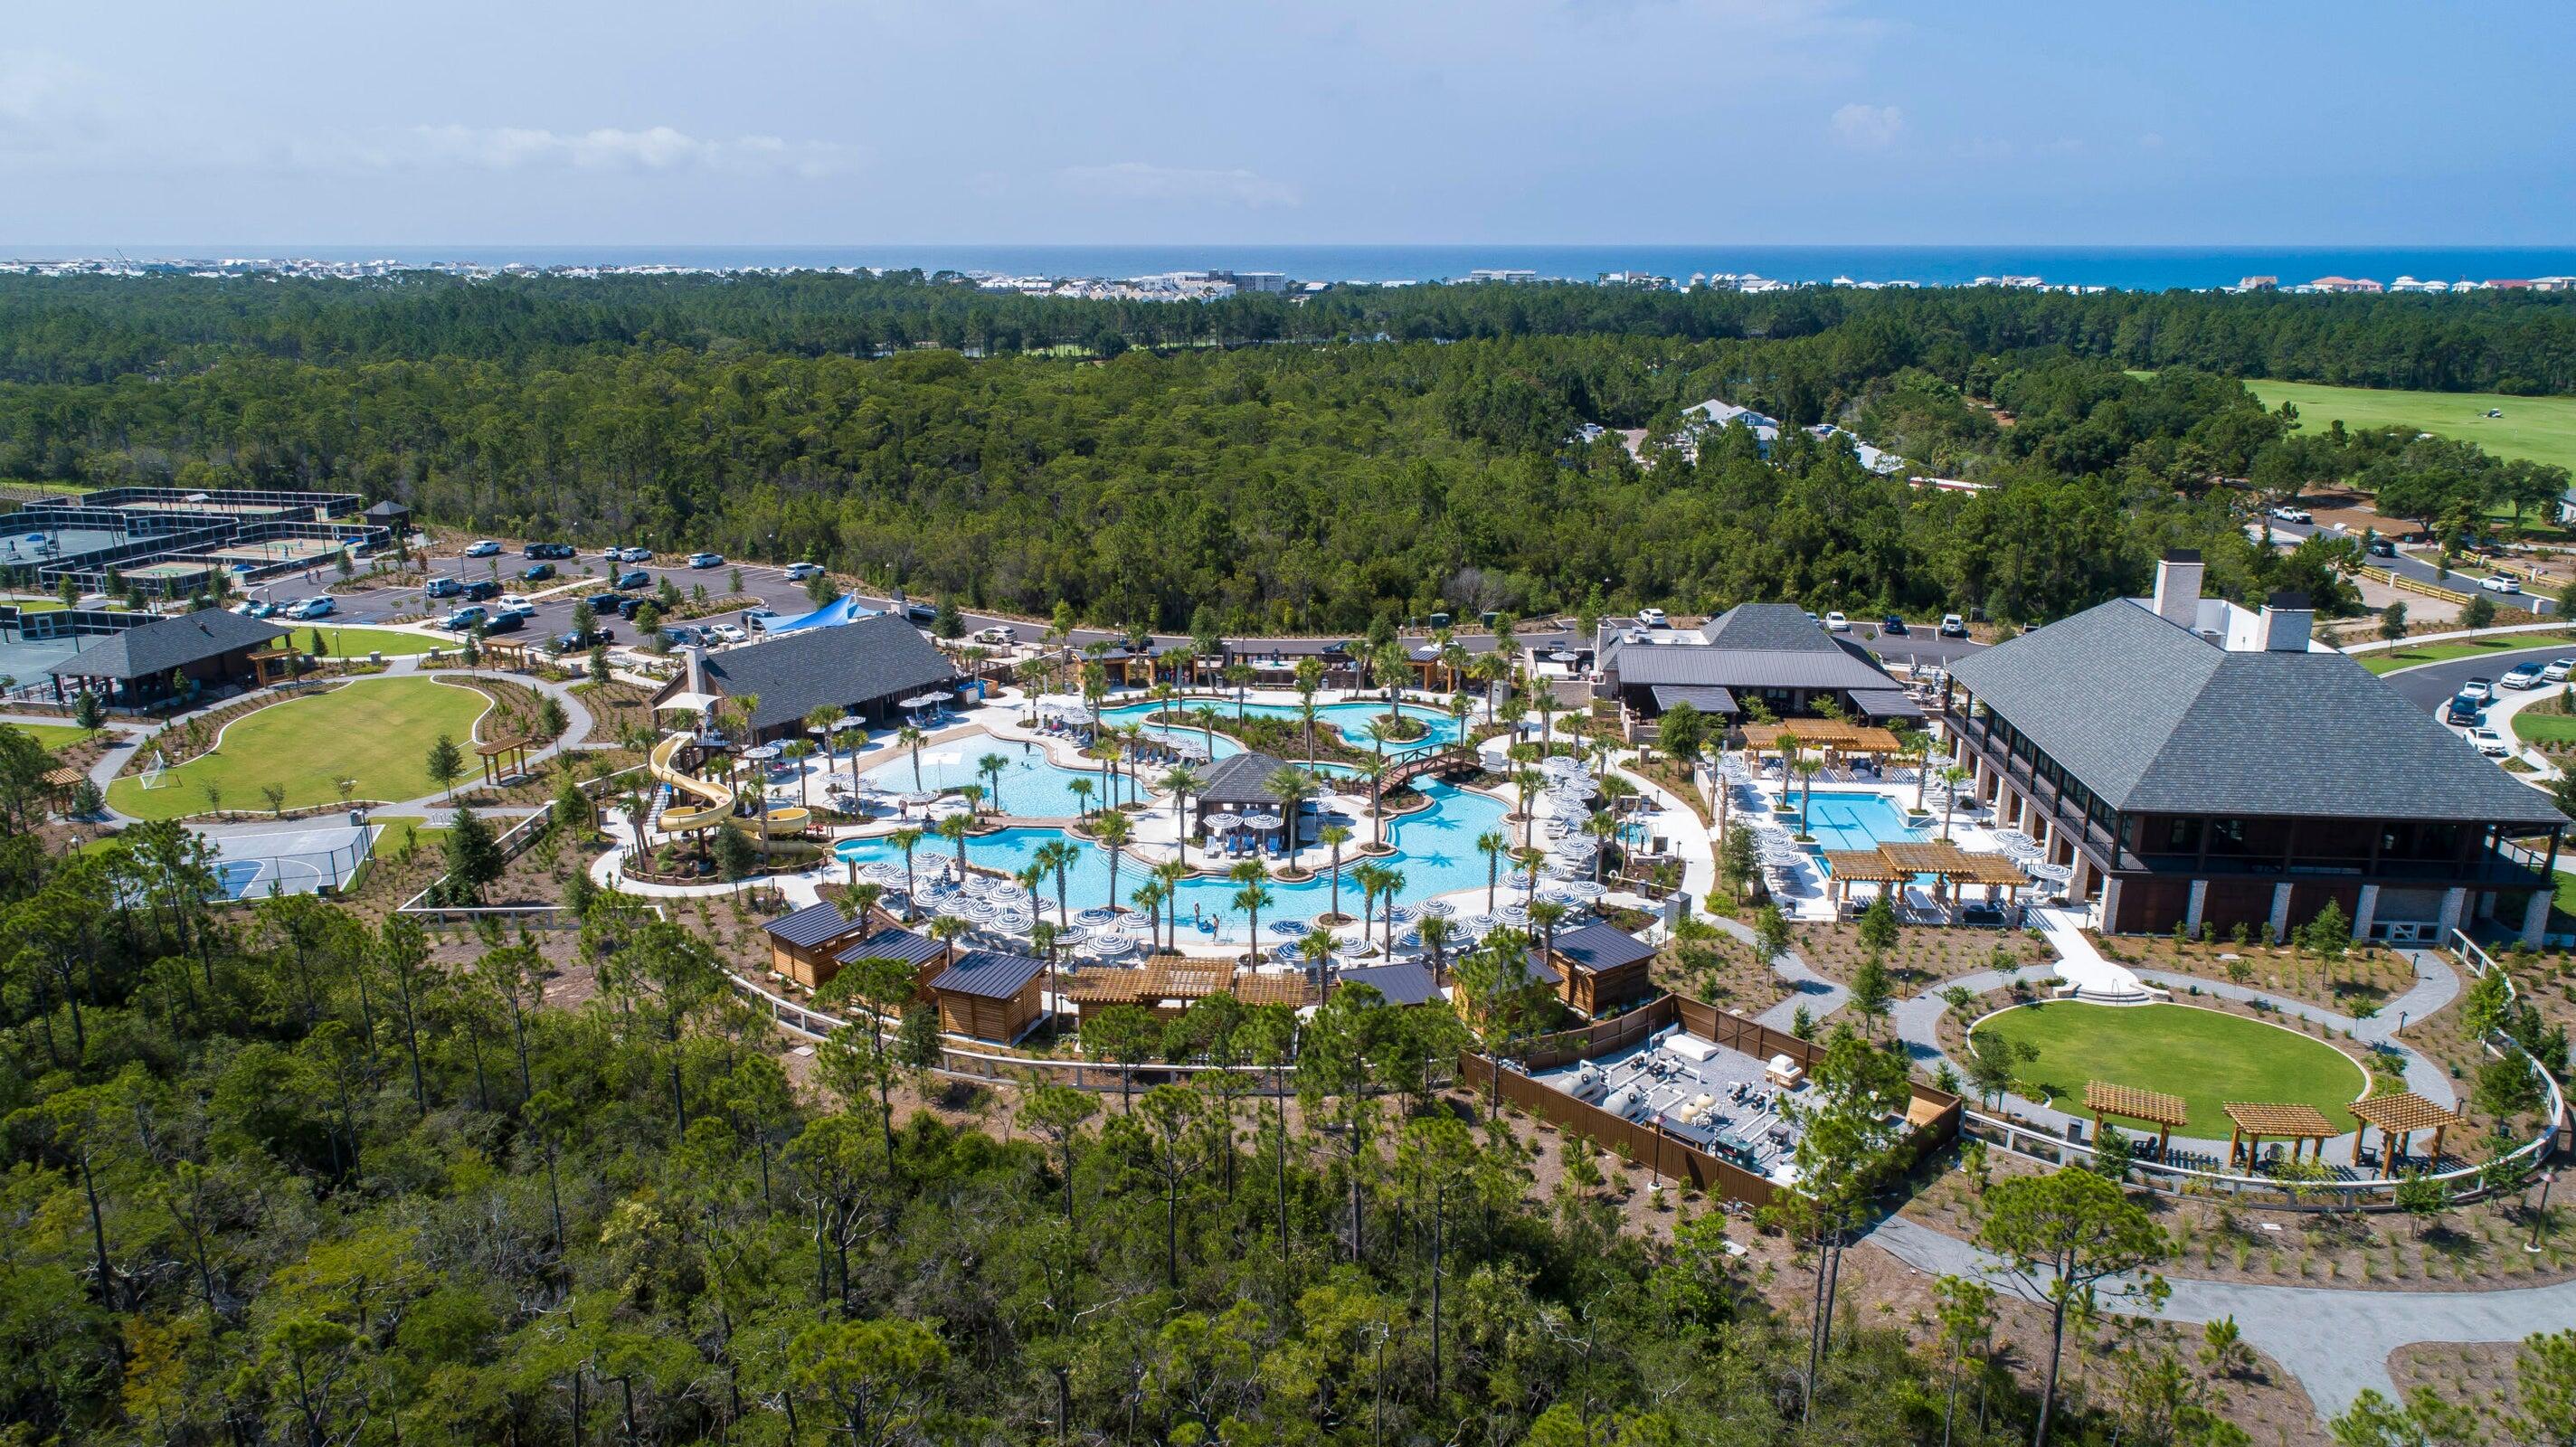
{"left": 1539, "top": 1026, "right": 1813, "bottom": 1183}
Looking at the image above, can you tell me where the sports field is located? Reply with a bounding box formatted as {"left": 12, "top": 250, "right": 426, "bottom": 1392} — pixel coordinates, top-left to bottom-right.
{"left": 107, "top": 677, "right": 493, "bottom": 820}
{"left": 1970, "top": 1001, "right": 2367, "bottom": 1137}
{"left": 2249, "top": 380, "right": 2576, "bottom": 477}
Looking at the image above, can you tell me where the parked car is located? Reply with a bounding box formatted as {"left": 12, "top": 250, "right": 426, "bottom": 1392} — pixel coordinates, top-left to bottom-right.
{"left": 1635, "top": 607, "right": 1669, "bottom": 629}
{"left": 743, "top": 607, "right": 782, "bottom": 632}
{"left": 613, "top": 595, "right": 653, "bottom": 620}
{"left": 461, "top": 579, "right": 502, "bottom": 602}
{"left": 550, "top": 627, "right": 614, "bottom": 652}
{"left": 1823, "top": 610, "right": 1851, "bottom": 633}
{"left": 521, "top": 563, "right": 556, "bottom": 582}
{"left": 2366, "top": 538, "right": 2398, "bottom": 558}
{"left": 620, "top": 547, "right": 654, "bottom": 563}
{"left": 480, "top": 610, "right": 525, "bottom": 636}
{"left": 2268, "top": 505, "right": 2312, "bottom": 525}
{"left": 1879, "top": 615, "right": 1908, "bottom": 635}
{"left": 2479, "top": 574, "right": 2522, "bottom": 594}
{"left": 2501, "top": 662, "right": 2546, "bottom": 690}
{"left": 974, "top": 624, "right": 1016, "bottom": 645}
{"left": 783, "top": 562, "right": 823, "bottom": 582}
{"left": 707, "top": 623, "right": 749, "bottom": 645}
{"left": 613, "top": 570, "right": 650, "bottom": 591}
{"left": 423, "top": 576, "right": 464, "bottom": 600}
{"left": 2543, "top": 657, "right": 2576, "bottom": 683}
{"left": 2461, "top": 677, "right": 2496, "bottom": 702}
{"left": 439, "top": 606, "right": 490, "bottom": 632}
{"left": 1939, "top": 613, "right": 1969, "bottom": 638}
{"left": 660, "top": 625, "right": 706, "bottom": 648}
{"left": 495, "top": 598, "right": 537, "bottom": 620}
{"left": 2470, "top": 727, "right": 2511, "bottom": 758}
{"left": 284, "top": 597, "right": 336, "bottom": 620}
{"left": 463, "top": 540, "right": 503, "bottom": 558}
{"left": 686, "top": 552, "right": 724, "bottom": 569}
{"left": 235, "top": 600, "right": 279, "bottom": 618}
{"left": 904, "top": 601, "right": 937, "bottom": 623}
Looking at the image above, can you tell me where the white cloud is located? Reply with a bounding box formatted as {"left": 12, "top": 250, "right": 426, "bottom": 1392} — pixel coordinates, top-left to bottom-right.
{"left": 398, "top": 124, "right": 849, "bottom": 176}
{"left": 1054, "top": 161, "right": 1299, "bottom": 208}
{"left": 1828, "top": 101, "right": 1902, "bottom": 148}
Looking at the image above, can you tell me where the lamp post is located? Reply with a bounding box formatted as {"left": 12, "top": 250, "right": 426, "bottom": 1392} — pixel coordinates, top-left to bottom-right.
{"left": 2529, "top": 1169, "right": 2556, "bottom": 1253}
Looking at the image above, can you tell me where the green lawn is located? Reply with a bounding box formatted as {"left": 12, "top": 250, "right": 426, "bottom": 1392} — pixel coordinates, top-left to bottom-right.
{"left": 1970, "top": 1001, "right": 2367, "bottom": 1137}
{"left": 8, "top": 722, "right": 94, "bottom": 753}
{"left": 107, "top": 678, "right": 493, "bottom": 820}
{"left": 2358, "top": 635, "right": 2576, "bottom": 674}
{"left": 2511, "top": 708, "right": 2576, "bottom": 744}
{"left": 269, "top": 625, "right": 448, "bottom": 657}
{"left": 2248, "top": 379, "right": 2576, "bottom": 478}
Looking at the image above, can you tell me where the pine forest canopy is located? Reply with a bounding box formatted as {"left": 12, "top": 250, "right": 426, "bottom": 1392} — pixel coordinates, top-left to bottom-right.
{"left": 0, "top": 273, "right": 2568, "bottom": 633}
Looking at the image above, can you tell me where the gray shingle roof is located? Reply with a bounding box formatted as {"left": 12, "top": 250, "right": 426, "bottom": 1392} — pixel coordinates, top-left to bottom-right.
{"left": 1948, "top": 600, "right": 2563, "bottom": 824}
{"left": 1697, "top": 602, "right": 1838, "bottom": 651}
{"left": 701, "top": 613, "right": 956, "bottom": 737}
{"left": 764, "top": 901, "right": 858, "bottom": 949}
{"left": 1197, "top": 751, "right": 1297, "bottom": 805}
{"left": 1605, "top": 640, "right": 1893, "bottom": 693}
{"left": 1544, "top": 923, "right": 1658, "bottom": 974}
{"left": 931, "top": 949, "right": 1047, "bottom": 1000}
{"left": 49, "top": 610, "right": 287, "bottom": 682}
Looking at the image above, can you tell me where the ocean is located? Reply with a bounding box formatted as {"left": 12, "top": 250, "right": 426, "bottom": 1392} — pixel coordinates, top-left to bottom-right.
{"left": 19, "top": 244, "right": 2576, "bottom": 292}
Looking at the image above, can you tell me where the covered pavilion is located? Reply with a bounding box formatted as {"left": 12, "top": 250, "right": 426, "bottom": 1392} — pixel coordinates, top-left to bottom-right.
{"left": 2351, "top": 1092, "right": 2464, "bottom": 1169}
{"left": 2223, "top": 1102, "right": 2340, "bottom": 1169}
{"left": 2085, "top": 1080, "right": 2190, "bottom": 1159}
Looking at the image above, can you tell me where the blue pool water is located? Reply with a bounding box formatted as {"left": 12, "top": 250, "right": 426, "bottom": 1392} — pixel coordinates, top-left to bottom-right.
{"left": 1099, "top": 698, "right": 1463, "bottom": 751}
{"left": 1801, "top": 791, "right": 1930, "bottom": 856}
{"left": 860, "top": 735, "right": 1114, "bottom": 819}
{"left": 828, "top": 781, "right": 1509, "bottom": 942}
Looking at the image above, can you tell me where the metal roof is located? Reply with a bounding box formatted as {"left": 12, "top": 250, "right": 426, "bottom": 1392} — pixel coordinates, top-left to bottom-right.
{"left": 49, "top": 610, "right": 288, "bottom": 682}
{"left": 1335, "top": 960, "right": 1441, "bottom": 1006}
{"left": 1849, "top": 687, "right": 1926, "bottom": 720}
{"left": 931, "top": 949, "right": 1048, "bottom": 1000}
{"left": 1545, "top": 923, "right": 1657, "bottom": 974}
{"left": 834, "top": 927, "right": 948, "bottom": 969}
{"left": 1197, "top": 751, "right": 1297, "bottom": 805}
{"left": 1948, "top": 600, "right": 2564, "bottom": 824}
{"left": 1649, "top": 684, "right": 1737, "bottom": 714}
{"left": 700, "top": 613, "right": 956, "bottom": 737}
{"left": 1596, "top": 605, "right": 1896, "bottom": 695}
{"left": 762, "top": 901, "right": 859, "bottom": 949}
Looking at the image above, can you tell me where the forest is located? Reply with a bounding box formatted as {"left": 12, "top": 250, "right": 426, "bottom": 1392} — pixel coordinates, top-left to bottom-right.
{"left": 0, "top": 815, "right": 2121, "bottom": 1447}
{"left": 6, "top": 275, "right": 2565, "bottom": 633}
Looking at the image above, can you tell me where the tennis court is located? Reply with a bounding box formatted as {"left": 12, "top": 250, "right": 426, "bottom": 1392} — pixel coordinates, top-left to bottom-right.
{"left": 200, "top": 820, "right": 377, "bottom": 901}
{"left": 204, "top": 537, "right": 346, "bottom": 567}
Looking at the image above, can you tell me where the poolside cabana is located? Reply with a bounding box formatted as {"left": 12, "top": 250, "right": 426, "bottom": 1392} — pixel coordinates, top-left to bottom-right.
{"left": 1821, "top": 849, "right": 1907, "bottom": 909}
{"left": 2085, "top": 1080, "right": 2189, "bottom": 1159}
{"left": 2350, "top": 1092, "right": 2464, "bottom": 1169}
{"left": 2223, "top": 1102, "right": 2339, "bottom": 1168}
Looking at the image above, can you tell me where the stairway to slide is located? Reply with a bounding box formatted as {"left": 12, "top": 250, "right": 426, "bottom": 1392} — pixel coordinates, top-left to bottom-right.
{"left": 649, "top": 733, "right": 736, "bottom": 833}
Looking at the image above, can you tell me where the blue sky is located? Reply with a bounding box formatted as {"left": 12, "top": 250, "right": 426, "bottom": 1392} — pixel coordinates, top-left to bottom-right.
{"left": 3, "top": 0, "right": 2564, "bottom": 247}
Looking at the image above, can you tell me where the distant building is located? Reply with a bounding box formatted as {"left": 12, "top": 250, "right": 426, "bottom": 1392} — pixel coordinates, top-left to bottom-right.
{"left": 1222, "top": 270, "right": 1288, "bottom": 293}
{"left": 2235, "top": 275, "right": 2278, "bottom": 291}
{"left": 2306, "top": 276, "right": 2383, "bottom": 293}
{"left": 1466, "top": 269, "right": 1539, "bottom": 285}
{"left": 1681, "top": 399, "right": 1781, "bottom": 452}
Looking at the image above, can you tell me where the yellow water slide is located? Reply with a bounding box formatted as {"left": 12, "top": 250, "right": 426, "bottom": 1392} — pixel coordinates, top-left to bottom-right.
{"left": 649, "top": 732, "right": 737, "bottom": 832}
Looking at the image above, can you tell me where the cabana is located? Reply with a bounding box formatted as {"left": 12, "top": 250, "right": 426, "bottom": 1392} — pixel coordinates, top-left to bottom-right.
{"left": 2223, "top": 1102, "right": 2339, "bottom": 1168}
{"left": 2350, "top": 1092, "right": 2464, "bottom": 1169}
{"left": 2084, "top": 1081, "right": 2189, "bottom": 1159}
{"left": 927, "top": 949, "right": 1049, "bottom": 1042}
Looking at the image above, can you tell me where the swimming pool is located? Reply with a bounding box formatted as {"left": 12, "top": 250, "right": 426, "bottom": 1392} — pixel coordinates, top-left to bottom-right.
{"left": 1800, "top": 791, "right": 1930, "bottom": 856}
{"left": 859, "top": 734, "right": 1118, "bottom": 819}
{"left": 1099, "top": 697, "right": 1463, "bottom": 751}
{"left": 827, "top": 781, "right": 1509, "bottom": 942}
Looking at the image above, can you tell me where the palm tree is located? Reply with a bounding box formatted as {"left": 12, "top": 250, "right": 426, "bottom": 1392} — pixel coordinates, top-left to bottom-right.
{"left": 1939, "top": 764, "right": 1973, "bottom": 841}
{"left": 934, "top": 812, "right": 973, "bottom": 877}
{"left": 1469, "top": 651, "right": 1509, "bottom": 723}
{"left": 1375, "top": 866, "right": 1406, "bottom": 952}
{"left": 1068, "top": 776, "right": 1094, "bottom": 819}
{"left": 1190, "top": 705, "right": 1223, "bottom": 755}
{"left": 1132, "top": 880, "right": 1168, "bottom": 955}
{"left": 1293, "top": 658, "right": 1324, "bottom": 755}
{"left": 783, "top": 738, "right": 815, "bottom": 809}
{"left": 1528, "top": 900, "right": 1568, "bottom": 977}
{"left": 806, "top": 704, "right": 845, "bottom": 766}
{"left": 1037, "top": 839, "right": 1077, "bottom": 924}
{"left": 1534, "top": 691, "right": 1558, "bottom": 750}
{"left": 1584, "top": 809, "right": 1621, "bottom": 883}
{"left": 978, "top": 751, "right": 1010, "bottom": 815}
{"left": 1231, "top": 865, "right": 1273, "bottom": 966}
{"left": 959, "top": 783, "right": 986, "bottom": 819}
{"left": 1318, "top": 824, "right": 1354, "bottom": 922}
{"left": 1152, "top": 858, "right": 1189, "bottom": 950}
{"left": 1264, "top": 765, "right": 1318, "bottom": 860}
{"left": 1477, "top": 829, "right": 1508, "bottom": 913}
{"left": 1902, "top": 727, "right": 1936, "bottom": 813}
{"left": 1444, "top": 690, "right": 1472, "bottom": 745}
{"left": 1092, "top": 809, "right": 1133, "bottom": 918}
{"left": 1793, "top": 755, "right": 1824, "bottom": 837}
{"left": 899, "top": 724, "right": 927, "bottom": 790}
{"left": 1375, "top": 640, "right": 1410, "bottom": 702}
{"left": 890, "top": 826, "right": 925, "bottom": 905}
{"left": 1514, "top": 846, "right": 1547, "bottom": 905}
{"left": 1224, "top": 663, "right": 1254, "bottom": 724}
{"left": 1296, "top": 926, "right": 1336, "bottom": 1002}
{"left": 1515, "top": 768, "right": 1546, "bottom": 847}
{"left": 1159, "top": 763, "right": 1205, "bottom": 824}
{"left": 1419, "top": 914, "right": 1454, "bottom": 981}
{"left": 1015, "top": 863, "right": 1047, "bottom": 922}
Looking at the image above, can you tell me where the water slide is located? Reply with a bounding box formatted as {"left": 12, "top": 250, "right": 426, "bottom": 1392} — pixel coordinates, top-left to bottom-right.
{"left": 649, "top": 732, "right": 737, "bottom": 832}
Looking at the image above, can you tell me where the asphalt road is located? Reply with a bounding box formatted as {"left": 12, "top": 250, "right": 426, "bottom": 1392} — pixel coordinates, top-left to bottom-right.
{"left": 249, "top": 540, "right": 1986, "bottom": 671}
{"left": 2259, "top": 516, "right": 2558, "bottom": 615}
{"left": 2377, "top": 642, "right": 2576, "bottom": 714}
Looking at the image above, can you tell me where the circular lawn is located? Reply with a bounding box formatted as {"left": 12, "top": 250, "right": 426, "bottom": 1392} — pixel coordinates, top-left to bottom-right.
{"left": 107, "top": 676, "right": 494, "bottom": 821}
{"left": 1968, "top": 1001, "right": 2367, "bottom": 1138}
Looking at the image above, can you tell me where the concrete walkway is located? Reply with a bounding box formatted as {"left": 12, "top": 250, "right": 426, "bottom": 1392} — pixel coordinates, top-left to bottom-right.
{"left": 1868, "top": 1214, "right": 2573, "bottom": 1422}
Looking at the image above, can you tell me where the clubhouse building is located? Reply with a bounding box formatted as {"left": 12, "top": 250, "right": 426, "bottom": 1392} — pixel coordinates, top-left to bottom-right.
{"left": 1594, "top": 602, "right": 1919, "bottom": 724}
{"left": 1941, "top": 554, "right": 2566, "bottom": 945}
{"left": 662, "top": 611, "right": 959, "bottom": 743}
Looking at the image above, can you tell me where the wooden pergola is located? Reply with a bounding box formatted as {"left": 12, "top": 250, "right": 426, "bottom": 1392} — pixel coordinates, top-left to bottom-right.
{"left": 1740, "top": 720, "right": 1905, "bottom": 760}
{"left": 2351, "top": 1092, "right": 2464, "bottom": 1169}
{"left": 2086, "top": 1080, "right": 2190, "bottom": 1158}
{"left": 2223, "top": 1102, "right": 2339, "bottom": 1168}
{"left": 1822, "top": 848, "right": 1908, "bottom": 907}
{"left": 477, "top": 733, "right": 535, "bottom": 787}
{"left": 1058, "top": 959, "right": 1309, "bottom": 1019}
